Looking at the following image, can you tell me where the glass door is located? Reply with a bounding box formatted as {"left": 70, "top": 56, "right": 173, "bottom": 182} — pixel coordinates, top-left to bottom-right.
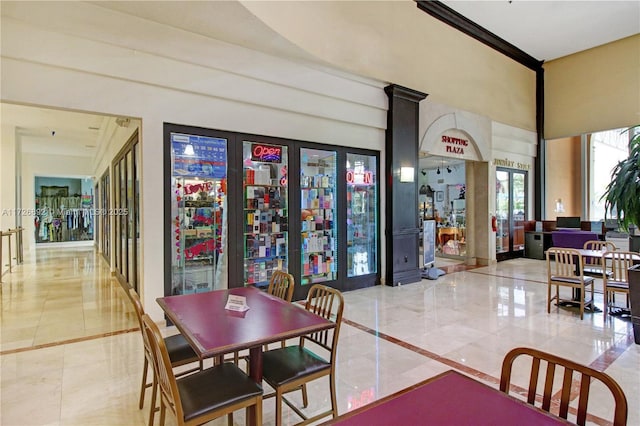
{"left": 300, "top": 148, "right": 337, "bottom": 285}
{"left": 242, "top": 141, "right": 289, "bottom": 287}
{"left": 346, "top": 153, "right": 377, "bottom": 278}
{"left": 496, "top": 168, "right": 527, "bottom": 260}
{"left": 170, "top": 133, "right": 227, "bottom": 295}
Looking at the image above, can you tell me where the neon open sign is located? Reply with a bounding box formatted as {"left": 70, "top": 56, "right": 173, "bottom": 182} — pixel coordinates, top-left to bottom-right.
{"left": 346, "top": 170, "right": 373, "bottom": 185}
{"left": 251, "top": 143, "right": 282, "bottom": 163}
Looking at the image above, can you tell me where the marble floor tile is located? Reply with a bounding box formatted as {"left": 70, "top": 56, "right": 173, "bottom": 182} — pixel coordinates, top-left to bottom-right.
{"left": 1, "top": 249, "right": 638, "bottom": 425}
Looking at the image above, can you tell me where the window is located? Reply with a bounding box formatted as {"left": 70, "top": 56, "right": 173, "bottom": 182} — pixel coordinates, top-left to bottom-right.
{"left": 588, "top": 128, "right": 629, "bottom": 220}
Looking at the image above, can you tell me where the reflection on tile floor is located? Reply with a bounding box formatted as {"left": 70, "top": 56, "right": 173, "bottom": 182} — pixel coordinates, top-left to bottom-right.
{"left": 1, "top": 248, "right": 638, "bottom": 425}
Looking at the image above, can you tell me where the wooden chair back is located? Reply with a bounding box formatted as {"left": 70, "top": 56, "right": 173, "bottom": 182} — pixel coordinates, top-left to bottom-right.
{"left": 301, "top": 284, "right": 344, "bottom": 361}
{"left": 583, "top": 240, "right": 616, "bottom": 268}
{"left": 547, "top": 247, "right": 583, "bottom": 279}
{"left": 583, "top": 240, "right": 616, "bottom": 252}
{"left": 606, "top": 250, "right": 640, "bottom": 284}
{"left": 267, "top": 270, "right": 295, "bottom": 302}
{"left": 142, "top": 314, "right": 186, "bottom": 424}
{"left": 129, "top": 289, "right": 153, "bottom": 359}
{"left": 500, "top": 347, "right": 627, "bottom": 426}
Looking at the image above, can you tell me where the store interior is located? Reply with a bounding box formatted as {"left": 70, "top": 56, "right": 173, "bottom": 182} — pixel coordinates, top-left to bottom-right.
{"left": 418, "top": 155, "right": 466, "bottom": 260}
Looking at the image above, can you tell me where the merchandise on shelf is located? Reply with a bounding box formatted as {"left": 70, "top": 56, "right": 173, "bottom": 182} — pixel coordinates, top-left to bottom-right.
{"left": 242, "top": 141, "right": 290, "bottom": 287}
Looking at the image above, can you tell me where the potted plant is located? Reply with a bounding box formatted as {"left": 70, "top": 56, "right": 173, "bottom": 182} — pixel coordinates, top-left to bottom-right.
{"left": 601, "top": 125, "right": 640, "bottom": 343}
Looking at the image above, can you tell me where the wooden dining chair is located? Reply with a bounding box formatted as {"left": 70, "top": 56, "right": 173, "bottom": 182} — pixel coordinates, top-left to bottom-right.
{"left": 230, "top": 270, "right": 296, "bottom": 365}
{"left": 128, "top": 289, "right": 202, "bottom": 426}
{"left": 141, "top": 314, "right": 263, "bottom": 426}
{"left": 265, "top": 270, "right": 295, "bottom": 350}
{"left": 267, "top": 270, "right": 295, "bottom": 304}
{"left": 500, "top": 347, "right": 627, "bottom": 426}
{"left": 602, "top": 250, "right": 640, "bottom": 317}
{"left": 546, "top": 247, "right": 594, "bottom": 320}
{"left": 261, "top": 284, "right": 344, "bottom": 426}
{"left": 582, "top": 240, "right": 616, "bottom": 277}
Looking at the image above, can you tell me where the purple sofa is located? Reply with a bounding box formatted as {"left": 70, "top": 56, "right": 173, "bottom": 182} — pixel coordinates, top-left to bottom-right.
{"left": 551, "top": 230, "right": 598, "bottom": 249}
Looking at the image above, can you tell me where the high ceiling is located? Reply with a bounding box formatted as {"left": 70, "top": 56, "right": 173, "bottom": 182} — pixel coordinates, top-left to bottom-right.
{"left": 3, "top": 1, "right": 638, "bottom": 160}
{"left": 440, "top": 0, "right": 639, "bottom": 62}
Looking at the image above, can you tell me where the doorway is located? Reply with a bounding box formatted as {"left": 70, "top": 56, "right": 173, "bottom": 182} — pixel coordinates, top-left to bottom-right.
{"left": 496, "top": 168, "right": 527, "bottom": 260}
{"left": 418, "top": 155, "right": 467, "bottom": 260}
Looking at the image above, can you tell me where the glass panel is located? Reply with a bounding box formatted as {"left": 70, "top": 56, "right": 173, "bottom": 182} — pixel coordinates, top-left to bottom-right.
{"left": 242, "top": 141, "right": 289, "bottom": 287}
{"left": 135, "top": 142, "right": 141, "bottom": 290}
{"left": 170, "top": 133, "right": 227, "bottom": 295}
{"left": 114, "top": 163, "right": 121, "bottom": 271}
{"left": 496, "top": 170, "right": 510, "bottom": 254}
{"left": 588, "top": 128, "right": 629, "bottom": 220}
{"left": 512, "top": 172, "right": 526, "bottom": 250}
{"left": 101, "top": 172, "right": 110, "bottom": 258}
{"left": 300, "top": 148, "right": 336, "bottom": 285}
{"left": 120, "top": 158, "right": 127, "bottom": 279}
{"left": 127, "top": 150, "right": 134, "bottom": 287}
{"left": 346, "top": 153, "right": 377, "bottom": 277}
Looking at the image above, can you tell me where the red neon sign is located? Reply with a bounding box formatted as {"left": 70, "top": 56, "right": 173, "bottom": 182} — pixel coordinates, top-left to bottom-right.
{"left": 251, "top": 143, "right": 282, "bottom": 163}
{"left": 346, "top": 170, "right": 373, "bottom": 185}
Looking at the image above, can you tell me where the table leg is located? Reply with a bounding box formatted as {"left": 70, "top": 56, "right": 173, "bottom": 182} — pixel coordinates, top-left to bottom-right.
{"left": 247, "top": 346, "right": 263, "bottom": 426}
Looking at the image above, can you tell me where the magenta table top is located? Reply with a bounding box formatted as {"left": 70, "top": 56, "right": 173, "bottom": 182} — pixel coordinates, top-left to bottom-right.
{"left": 157, "top": 286, "right": 334, "bottom": 359}
{"left": 322, "top": 370, "right": 570, "bottom": 426}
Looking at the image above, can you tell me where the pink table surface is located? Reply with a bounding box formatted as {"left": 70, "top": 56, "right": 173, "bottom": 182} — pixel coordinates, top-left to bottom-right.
{"left": 157, "top": 286, "right": 334, "bottom": 359}
{"left": 322, "top": 370, "right": 571, "bottom": 426}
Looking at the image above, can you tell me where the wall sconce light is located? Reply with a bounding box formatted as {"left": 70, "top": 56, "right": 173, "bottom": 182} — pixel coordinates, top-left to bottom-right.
{"left": 447, "top": 166, "right": 452, "bottom": 173}
{"left": 421, "top": 169, "right": 427, "bottom": 176}
{"left": 436, "top": 167, "right": 441, "bottom": 175}
{"left": 400, "top": 167, "right": 415, "bottom": 182}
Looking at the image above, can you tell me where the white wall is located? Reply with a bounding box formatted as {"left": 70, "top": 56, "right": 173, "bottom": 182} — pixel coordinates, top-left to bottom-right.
{"left": 1, "top": 2, "right": 387, "bottom": 319}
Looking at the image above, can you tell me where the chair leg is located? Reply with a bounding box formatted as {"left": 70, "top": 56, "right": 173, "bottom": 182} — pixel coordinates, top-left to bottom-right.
{"left": 301, "top": 384, "right": 308, "bottom": 408}
{"left": 275, "top": 388, "right": 283, "bottom": 426}
{"left": 139, "top": 357, "right": 149, "bottom": 409}
{"left": 227, "top": 412, "right": 233, "bottom": 426}
{"left": 547, "top": 283, "right": 551, "bottom": 313}
{"left": 148, "top": 377, "right": 158, "bottom": 426}
{"left": 255, "top": 396, "right": 262, "bottom": 426}
{"left": 159, "top": 400, "right": 166, "bottom": 426}
{"left": 329, "top": 373, "right": 338, "bottom": 419}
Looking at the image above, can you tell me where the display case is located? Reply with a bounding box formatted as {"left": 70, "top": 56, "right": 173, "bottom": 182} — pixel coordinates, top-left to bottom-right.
{"left": 300, "top": 148, "right": 337, "bottom": 285}
{"left": 346, "top": 153, "right": 378, "bottom": 277}
{"left": 243, "top": 141, "right": 289, "bottom": 287}
{"left": 170, "top": 133, "right": 227, "bottom": 295}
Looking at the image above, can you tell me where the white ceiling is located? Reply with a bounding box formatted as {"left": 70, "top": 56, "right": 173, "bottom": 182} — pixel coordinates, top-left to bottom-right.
{"left": 3, "top": 1, "right": 638, "bottom": 160}
{"left": 440, "top": 0, "right": 640, "bottom": 62}
{"left": 1, "top": 103, "right": 107, "bottom": 158}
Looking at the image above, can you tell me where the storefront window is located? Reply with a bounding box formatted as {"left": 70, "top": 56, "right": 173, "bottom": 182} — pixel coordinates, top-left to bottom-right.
{"left": 346, "top": 153, "right": 377, "bottom": 277}
{"left": 242, "top": 141, "right": 289, "bottom": 287}
{"left": 300, "top": 148, "right": 337, "bottom": 285}
{"left": 170, "top": 133, "right": 227, "bottom": 295}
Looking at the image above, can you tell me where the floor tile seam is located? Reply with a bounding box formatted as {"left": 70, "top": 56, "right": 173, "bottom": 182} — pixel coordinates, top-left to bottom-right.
{"left": 468, "top": 270, "right": 610, "bottom": 296}
{"left": 0, "top": 327, "right": 139, "bottom": 356}
{"left": 467, "top": 269, "right": 548, "bottom": 284}
{"left": 340, "top": 317, "right": 614, "bottom": 425}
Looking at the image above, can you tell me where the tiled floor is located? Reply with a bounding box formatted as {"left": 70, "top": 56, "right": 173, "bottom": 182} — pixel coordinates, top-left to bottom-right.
{"left": 1, "top": 247, "right": 638, "bottom": 425}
